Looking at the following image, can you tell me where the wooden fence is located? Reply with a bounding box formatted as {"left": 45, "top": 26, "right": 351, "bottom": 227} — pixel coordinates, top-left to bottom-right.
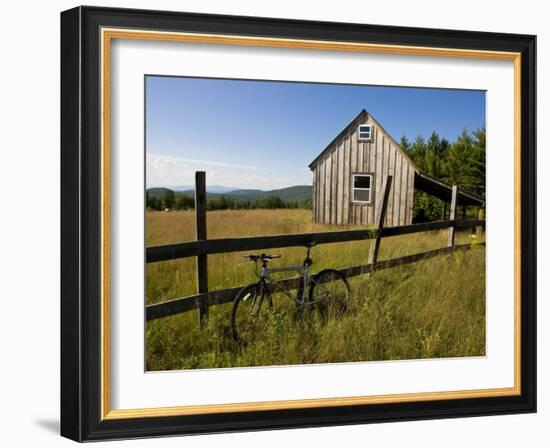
{"left": 146, "top": 172, "right": 485, "bottom": 323}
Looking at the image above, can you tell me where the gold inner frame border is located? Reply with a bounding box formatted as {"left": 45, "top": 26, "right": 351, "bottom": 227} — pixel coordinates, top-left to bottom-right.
{"left": 99, "top": 28, "right": 522, "bottom": 420}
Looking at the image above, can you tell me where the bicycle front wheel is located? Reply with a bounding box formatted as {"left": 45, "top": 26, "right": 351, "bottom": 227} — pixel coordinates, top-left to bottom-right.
{"left": 308, "top": 269, "right": 350, "bottom": 318}
{"left": 230, "top": 283, "right": 271, "bottom": 342}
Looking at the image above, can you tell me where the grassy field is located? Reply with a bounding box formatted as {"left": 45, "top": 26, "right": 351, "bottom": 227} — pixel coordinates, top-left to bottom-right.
{"left": 146, "top": 209, "right": 485, "bottom": 371}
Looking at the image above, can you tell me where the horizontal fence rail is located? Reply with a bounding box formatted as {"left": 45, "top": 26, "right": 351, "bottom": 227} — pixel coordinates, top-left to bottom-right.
{"left": 146, "top": 219, "right": 485, "bottom": 263}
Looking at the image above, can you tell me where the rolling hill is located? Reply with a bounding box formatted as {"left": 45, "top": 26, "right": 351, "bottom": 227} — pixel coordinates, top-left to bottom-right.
{"left": 147, "top": 185, "right": 312, "bottom": 202}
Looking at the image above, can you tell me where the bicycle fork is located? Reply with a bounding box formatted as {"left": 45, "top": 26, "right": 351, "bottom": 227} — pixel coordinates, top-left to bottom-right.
{"left": 247, "top": 281, "right": 272, "bottom": 317}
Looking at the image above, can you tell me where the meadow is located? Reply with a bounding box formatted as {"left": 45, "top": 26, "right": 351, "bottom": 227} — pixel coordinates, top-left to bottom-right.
{"left": 146, "top": 209, "right": 485, "bottom": 371}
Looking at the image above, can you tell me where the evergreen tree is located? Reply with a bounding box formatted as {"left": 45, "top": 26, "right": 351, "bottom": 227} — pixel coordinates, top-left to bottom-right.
{"left": 399, "top": 135, "right": 411, "bottom": 152}
{"left": 409, "top": 136, "right": 427, "bottom": 170}
{"left": 424, "top": 131, "right": 449, "bottom": 178}
{"left": 443, "top": 128, "right": 485, "bottom": 198}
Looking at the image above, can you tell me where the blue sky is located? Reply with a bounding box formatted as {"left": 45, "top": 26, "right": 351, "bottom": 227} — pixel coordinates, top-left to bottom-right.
{"left": 146, "top": 76, "right": 485, "bottom": 190}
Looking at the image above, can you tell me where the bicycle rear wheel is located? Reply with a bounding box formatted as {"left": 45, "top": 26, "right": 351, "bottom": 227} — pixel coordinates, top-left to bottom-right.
{"left": 308, "top": 269, "right": 350, "bottom": 318}
{"left": 230, "top": 283, "right": 271, "bottom": 342}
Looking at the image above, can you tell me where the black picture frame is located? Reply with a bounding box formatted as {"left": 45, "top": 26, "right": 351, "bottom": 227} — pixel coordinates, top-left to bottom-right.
{"left": 61, "top": 5, "right": 536, "bottom": 442}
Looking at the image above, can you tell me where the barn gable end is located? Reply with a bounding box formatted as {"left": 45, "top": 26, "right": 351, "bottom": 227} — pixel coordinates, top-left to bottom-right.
{"left": 309, "top": 109, "right": 417, "bottom": 227}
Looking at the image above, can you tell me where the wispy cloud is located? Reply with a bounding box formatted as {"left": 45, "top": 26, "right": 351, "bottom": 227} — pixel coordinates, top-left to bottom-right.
{"left": 147, "top": 154, "right": 266, "bottom": 171}
{"left": 146, "top": 153, "right": 309, "bottom": 190}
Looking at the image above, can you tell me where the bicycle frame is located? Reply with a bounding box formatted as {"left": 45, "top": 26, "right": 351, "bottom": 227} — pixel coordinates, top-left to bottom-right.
{"left": 246, "top": 245, "right": 332, "bottom": 309}
{"left": 259, "top": 264, "right": 312, "bottom": 306}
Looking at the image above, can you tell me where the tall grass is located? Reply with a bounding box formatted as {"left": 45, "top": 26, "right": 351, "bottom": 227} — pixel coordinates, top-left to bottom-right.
{"left": 146, "top": 209, "right": 485, "bottom": 370}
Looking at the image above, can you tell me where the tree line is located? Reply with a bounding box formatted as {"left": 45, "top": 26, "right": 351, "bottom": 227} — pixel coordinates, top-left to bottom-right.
{"left": 206, "top": 196, "right": 313, "bottom": 210}
{"left": 400, "top": 128, "right": 485, "bottom": 221}
{"left": 146, "top": 190, "right": 313, "bottom": 211}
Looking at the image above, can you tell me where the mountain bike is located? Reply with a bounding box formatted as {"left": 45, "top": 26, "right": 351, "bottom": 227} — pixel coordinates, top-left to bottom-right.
{"left": 230, "top": 242, "right": 350, "bottom": 342}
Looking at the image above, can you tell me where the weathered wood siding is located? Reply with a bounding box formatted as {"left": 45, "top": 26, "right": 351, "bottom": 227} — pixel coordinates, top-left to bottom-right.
{"left": 311, "top": 115, "right": 415, "bottom": 227}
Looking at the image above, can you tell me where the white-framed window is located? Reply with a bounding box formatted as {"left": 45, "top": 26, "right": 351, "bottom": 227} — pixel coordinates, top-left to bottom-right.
{"left": 358, "top": 124, "right": 373, "bottom": 141}
{"left": 352, "top": 174, "right": 373, "bottom": 204}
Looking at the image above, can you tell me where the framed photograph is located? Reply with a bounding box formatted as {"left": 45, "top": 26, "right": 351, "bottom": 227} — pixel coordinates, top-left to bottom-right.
{"left": 60, "top": 6, "right": 536, "bottom": 441}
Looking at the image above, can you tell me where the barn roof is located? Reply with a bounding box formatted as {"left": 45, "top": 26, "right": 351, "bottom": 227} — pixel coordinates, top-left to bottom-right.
{"left": 414, "top": 171, "right": 485, "bottom": 207}
{"left": 308, "top": 109, "right": 418, "bottom": 171}
{"left": 307, "top": 109, "right": 367, "bottom": 169}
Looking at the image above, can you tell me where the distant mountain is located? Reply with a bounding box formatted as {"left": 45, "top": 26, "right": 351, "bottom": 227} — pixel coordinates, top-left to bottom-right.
{"left": 173, "top": 185, "right": 238, "bottom": 194}
{"left": 170, "top": 185, "right": 193, "bottom": 192}
{"left": 147, "top": 187, "right": 173, "bottom": 198}
{"left": 147, "top": 185, "right": 312, "bottom": 202}
{"left": 263, "top": 186, "right": 313, "bottom": 202}
{"left": 225, "top": 186, "right": 312, "bottom": 202}
{"left": 224, "top": 189, "right": 263, "bottom": 197}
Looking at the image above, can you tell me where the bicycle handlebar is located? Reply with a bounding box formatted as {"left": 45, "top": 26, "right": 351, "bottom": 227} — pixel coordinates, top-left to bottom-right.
{"left": 243, "top": 242, "right": 317, "bottom": 263}
{"left": 243, "top": 254, "right": 281, "bottom": 262}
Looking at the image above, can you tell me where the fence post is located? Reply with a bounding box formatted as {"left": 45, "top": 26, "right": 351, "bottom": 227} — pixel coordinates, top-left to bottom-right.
{"left": 368, "top": 175, "right": 392, "bottom": 267}
{"left": 195, "top": 171, "right": 209, "bottom": 325}
{"left": 447, "top": 185, "right": 458, "bottom": 247}
{"left": 477, "top": 207, "right": 485, "bottom": 237}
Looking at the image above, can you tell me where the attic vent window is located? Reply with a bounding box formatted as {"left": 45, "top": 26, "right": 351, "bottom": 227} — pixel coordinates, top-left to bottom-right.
{"left": 358, "top": 124, "right": 373, "bottom": 141}
{"left": 352, "top": 174, "right": 373, "bottom": 204}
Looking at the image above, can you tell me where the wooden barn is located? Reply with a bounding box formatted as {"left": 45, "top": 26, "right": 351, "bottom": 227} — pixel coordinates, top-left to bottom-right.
{"left": 309, "top": 109, "right": 485, "bottom": 227}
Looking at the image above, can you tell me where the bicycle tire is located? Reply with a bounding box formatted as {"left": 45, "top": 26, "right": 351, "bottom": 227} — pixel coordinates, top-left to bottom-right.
{"left": 308, "top": 269, "right": 350, "bottom": 317}
{"left": 230, "top": 283, "right": 271, "bottom": 342}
